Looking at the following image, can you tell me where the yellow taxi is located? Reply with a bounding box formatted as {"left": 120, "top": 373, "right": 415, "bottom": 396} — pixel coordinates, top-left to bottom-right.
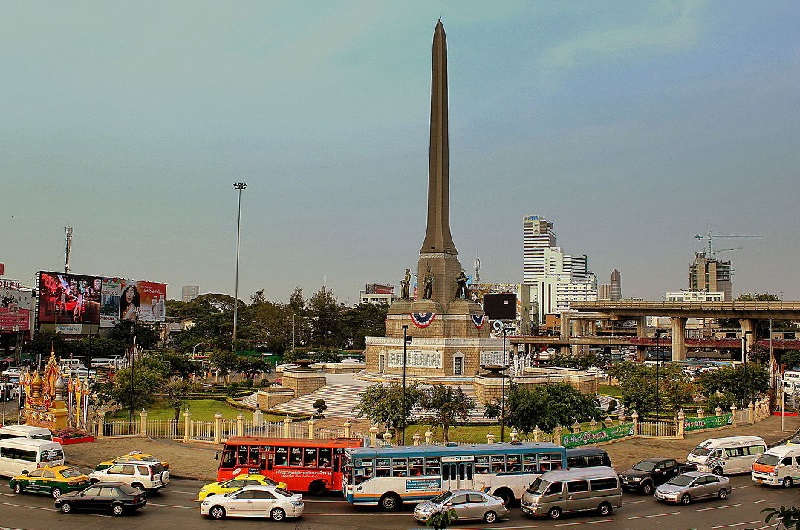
{"left": 95, "top": 451, "right": 170, "bottom": 471}
{"left": 9, "top": 465, "right": 90, "bottom": 498}
{"left": 197, "top": 474, "right": 287, "bottom": 501}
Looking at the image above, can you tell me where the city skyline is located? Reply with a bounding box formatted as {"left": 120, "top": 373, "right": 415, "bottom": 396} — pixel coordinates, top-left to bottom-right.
{"left": 2, "top": 2, "right": 799, "bottom": 304}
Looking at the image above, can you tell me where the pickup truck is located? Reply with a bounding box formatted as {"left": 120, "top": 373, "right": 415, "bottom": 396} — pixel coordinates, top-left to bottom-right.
{"left": 619, "top": 458, "right": 697, "bottom": 495}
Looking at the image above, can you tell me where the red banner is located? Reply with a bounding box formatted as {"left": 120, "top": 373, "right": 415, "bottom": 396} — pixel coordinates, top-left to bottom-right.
{"left": 0, "top": 307, "right": 30, "bottom": 331}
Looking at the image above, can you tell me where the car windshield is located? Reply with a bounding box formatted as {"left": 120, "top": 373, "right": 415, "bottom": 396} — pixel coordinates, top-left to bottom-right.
{"left": 632, "top": 461, "right": 657, "bottom": 472}
{"left": 430, "top": 491, "right": 452, "bottom": 504}
{"left": 274, "top": 488, "right": 293, "bottom": 497}
{"left": 527, "top": 478, "right": 547, "bottom": 494}
{"left": 667, "top": 475, "right": 695, "bottom": 487}
{"left": 60, "top": 467, "right": 84, "bottom": 478}
{"left": 756, "top": 454, "right": 780, "bottom": 466}
{"left": 691, "top": 447, "right": 711, "bottom": 457}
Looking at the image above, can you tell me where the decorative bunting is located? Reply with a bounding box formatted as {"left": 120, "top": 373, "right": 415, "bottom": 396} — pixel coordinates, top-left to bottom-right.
{"left": 471, "top": 314, "right": 486, "bottom": 329}
{"left": 410, "top": 312, "right": 436, "bottom": 328}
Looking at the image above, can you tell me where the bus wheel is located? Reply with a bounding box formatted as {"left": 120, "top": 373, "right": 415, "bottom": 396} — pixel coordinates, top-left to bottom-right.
{"left": 308, "top": 480, "right": 327, "bottom": 496}
{"left": 494, "top": 488, "right": 514, "bottom": 507}
{"left": 379, "top": 492, "right": 402, "bottom": 512}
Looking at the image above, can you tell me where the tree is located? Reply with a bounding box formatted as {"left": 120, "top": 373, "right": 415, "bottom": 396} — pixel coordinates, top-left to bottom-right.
{"left": 506, "top": 382, "right": 601, "bottom": 433}
{"left": 208, "top": 349, "right": 240, "bottom": 382}
{"left": 313, "top": 398, "right": 328, "bottom": 418}
{"left": 696, "top": 363, "right": 769, "bottom": 407}
{"left": 426, "top": 508, "right": 458, "bottom": 530}
{"left": 763, "top": 505, "right": 800, "bottom": 529}
{"left": 307, "top": 286, "right": 344, "bottom": 350}
{"left": 780, "top": 350, "right": 800, "bottom": 371}
{"left": 654, "top": 363, "right": 695, "bottom": 415}
{"left": 419, "top": 386, "right": 475, "bottom": 443}
{"left": 237, "top": 356, "right": 269, "bottom": 382}
{"left": 162, "top": 378, "right": 200, "bottom": 422}
{"left": 104, "top": 365, "right": 164, "bottom": 413}
{"left": 607, "top": 362, "right": 655, "bottom": 416}
{"left": 340, "top": 303, "right": 388, "bottom": 350}
{"left": 354, "top": 382, "right": 422, "bottom": 431}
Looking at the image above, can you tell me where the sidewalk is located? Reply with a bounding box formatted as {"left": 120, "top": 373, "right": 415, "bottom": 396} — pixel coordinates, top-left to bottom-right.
{"left": 62, "top": 414, "right": 800, "bottom": 483}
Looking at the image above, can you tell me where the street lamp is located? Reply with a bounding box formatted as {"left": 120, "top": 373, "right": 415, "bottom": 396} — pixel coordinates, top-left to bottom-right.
{"left": 232, "top": 182, "right": 247, "bottom": 352}
{"left": 742, "top": 330, "right": 753, "bottom": 407}
{"left": 654, "top": 330, "right": 662, "bottom": 420}
{"left": 501, "top": 326, "right": 513, "bottom": 442}
{"left": 401, "top": 325, "right": 412, "bottom": 445}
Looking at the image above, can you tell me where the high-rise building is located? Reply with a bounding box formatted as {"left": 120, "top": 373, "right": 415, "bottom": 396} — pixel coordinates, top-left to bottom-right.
{"left": 522, "top": 216, "right": 597, "bottom": 323}
{"left": 610, "top": 269, "right": 622, "bottom": 301}
{"left": 181, "top": 285, "right": 199, "bottom": 302}
{"left": 688, "top": 253, "right": 732, "bottom": 301}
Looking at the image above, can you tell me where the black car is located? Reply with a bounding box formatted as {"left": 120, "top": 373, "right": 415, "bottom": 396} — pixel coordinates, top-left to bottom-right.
{"left": 619, "top": 458, "right": 696, "bottom": 495}
{"left": 55, "top": 482, "right": 147, "bottom": 516}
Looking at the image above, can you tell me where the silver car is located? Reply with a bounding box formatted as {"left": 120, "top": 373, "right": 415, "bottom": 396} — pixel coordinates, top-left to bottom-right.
{"left": 654, "top": 471, "right": 731, "bottom": 505}
{"left": 414, "top": 490, "right": 509, "bottom": 524}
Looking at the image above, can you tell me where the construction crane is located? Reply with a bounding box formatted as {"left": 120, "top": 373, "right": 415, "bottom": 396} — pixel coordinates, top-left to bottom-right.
{"left": 694, "top": 230, "right": 762, "bottom": 257}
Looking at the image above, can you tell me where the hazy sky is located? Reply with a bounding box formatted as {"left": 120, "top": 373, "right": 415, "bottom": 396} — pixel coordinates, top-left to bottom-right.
{"left": 2, "top": 1, "right": 799, "bottom": 304}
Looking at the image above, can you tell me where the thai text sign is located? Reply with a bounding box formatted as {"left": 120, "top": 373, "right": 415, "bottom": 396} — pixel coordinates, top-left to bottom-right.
{"left": 684, "top": 414, "right": 732, "bottom": 432}
{"left": 406, "top": 478, "right": 441, "bottom": 492}
{"left": 561, "top": 423, "right": 634, "bottom": 448}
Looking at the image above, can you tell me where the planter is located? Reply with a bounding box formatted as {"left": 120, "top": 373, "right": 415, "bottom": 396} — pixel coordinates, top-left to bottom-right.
{"left": 53, "top": 436, "right": 95, "bottom": 445}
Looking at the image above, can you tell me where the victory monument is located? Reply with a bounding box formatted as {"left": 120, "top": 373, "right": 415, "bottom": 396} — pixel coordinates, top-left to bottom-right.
{"left": 364, "top": 21, "right": 502, "bottom": 379}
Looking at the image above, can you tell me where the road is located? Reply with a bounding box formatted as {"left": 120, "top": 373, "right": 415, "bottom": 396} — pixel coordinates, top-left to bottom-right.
{"left": 0, "top": 475, "right": 795, "bottom": 530}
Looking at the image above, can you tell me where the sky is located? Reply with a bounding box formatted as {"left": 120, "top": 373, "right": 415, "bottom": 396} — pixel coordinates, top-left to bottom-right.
{"left": 2, "top": 1, "right": 799, "bottom": 305}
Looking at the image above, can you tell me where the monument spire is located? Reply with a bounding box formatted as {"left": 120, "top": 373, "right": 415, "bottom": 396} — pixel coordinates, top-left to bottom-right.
{"left": 421, "top": 19, "right": 456, "bottom": 256}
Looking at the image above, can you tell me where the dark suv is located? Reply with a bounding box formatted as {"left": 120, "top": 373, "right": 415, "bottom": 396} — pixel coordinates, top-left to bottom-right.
{"left": 619, "top": 458, "right": 696, "bottom": 495}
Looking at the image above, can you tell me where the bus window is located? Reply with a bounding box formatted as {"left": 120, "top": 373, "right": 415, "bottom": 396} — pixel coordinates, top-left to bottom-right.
{"left": 491, "top": 455, "right": 505, "bottom": 473}
{"left": 275, "top": 447, "right": 288, "bottom": 466}
{"left": 249, "top": 446, "right": 260, "bottom": 465}
{"left": 376, "top": 458, "right": 391, "bottom": 477}
{"left": 221, "top": 450, "right": 236, "bottom": 468}
{"left": 539, "top": 453, "right": 563, "bottom": 471}
{"left": 475, "top": 455, "right": 490, "bottom": 474}
{"left": 410, "top": 457, "right": 424, "bottom": 476}
{"left": 425, "top": 456, "right": 440, "bottom": 475}
{"left": 289, "top": 447, "right": 302, "bottom": 466}
{"left": 319, "top": 447, "right": 332, "bottom": 468}
{"left": 507, "top": 455, "right": 521, "bottom": 472}
{"left": 523, "top": 453, "right": 537, "bottom": 472}
{"left": 392, "top": 458, "right": 408, "bottom": 477}
{"left": 303, "top": 448, "right": 318, "bottom": 467}
{"left": 237, "top": 445, "right": 249, "bottom": 465}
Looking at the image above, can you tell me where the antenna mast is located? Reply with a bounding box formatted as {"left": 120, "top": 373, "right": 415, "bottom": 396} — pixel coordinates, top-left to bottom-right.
{"left": 65, "top": 225, "right": 73, "bottom": 274}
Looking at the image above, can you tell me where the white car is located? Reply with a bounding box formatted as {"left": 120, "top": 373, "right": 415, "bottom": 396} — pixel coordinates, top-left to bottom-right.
{"left": 200, "top": 485, "right": 304, "bottom": 521}
{"left": 89, "top": 461, "right": 169, "bottom": 491}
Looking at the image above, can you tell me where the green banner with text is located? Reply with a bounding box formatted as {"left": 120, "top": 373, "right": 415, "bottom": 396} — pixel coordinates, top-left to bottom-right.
{"left": 561, "top": 423, "right": 635, "bottom": 448}
{"left": 684, "top": 414, "right": 732, "bottom": 432}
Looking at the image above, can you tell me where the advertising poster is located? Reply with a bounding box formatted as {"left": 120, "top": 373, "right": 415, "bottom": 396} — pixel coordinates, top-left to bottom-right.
{"left": 37, "top": 272, "right": 101, "bottom": 325}
{"left": 101, "top": 278, "right": 167, "bottom": 326}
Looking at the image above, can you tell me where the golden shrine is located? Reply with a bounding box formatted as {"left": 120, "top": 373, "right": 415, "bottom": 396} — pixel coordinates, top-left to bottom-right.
{"left": 19, "top": 350, "right": 91, "bottom": 431}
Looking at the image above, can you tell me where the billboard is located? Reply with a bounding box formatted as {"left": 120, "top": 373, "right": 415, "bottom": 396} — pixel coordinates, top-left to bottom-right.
{"left": 37, "top": 272, "right": 102, "bottom": 325}
{"left": 100, "top": 278, "right": 166, "bottom": 327}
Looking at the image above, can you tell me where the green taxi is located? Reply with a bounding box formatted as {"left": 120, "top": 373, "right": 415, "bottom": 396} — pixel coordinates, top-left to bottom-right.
{"left": 197, "top": 474, "right": 288, "bottom": 501}
{"left": 9, "top": 465, "right": 90, "bottom": 498}
{"left": 95, "top": 451, "right": 169, "bottom": 471}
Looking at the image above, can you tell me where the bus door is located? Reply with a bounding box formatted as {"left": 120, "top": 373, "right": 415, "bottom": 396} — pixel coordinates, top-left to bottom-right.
{"left": 442, "top": 456, "right": 474, "bottom": 491}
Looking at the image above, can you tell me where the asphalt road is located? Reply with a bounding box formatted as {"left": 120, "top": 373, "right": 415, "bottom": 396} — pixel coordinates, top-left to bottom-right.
{"left": 0, "top": 475, "right": 796, "bottom": 530}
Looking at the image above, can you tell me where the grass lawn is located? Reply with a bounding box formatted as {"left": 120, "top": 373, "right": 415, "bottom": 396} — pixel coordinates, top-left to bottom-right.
{"left": 599, "top": 384, "right": 622, "bottom": 397}
{"left": 109, "top": 399, "right": 285, "bottom": 422}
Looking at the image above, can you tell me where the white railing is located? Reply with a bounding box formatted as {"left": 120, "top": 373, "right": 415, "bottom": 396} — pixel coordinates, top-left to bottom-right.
{"left": 638, "top": 420, "right": 677, "bottom": 437}
{"left": 146, "top": 419, "right": 184, "bottom": 439}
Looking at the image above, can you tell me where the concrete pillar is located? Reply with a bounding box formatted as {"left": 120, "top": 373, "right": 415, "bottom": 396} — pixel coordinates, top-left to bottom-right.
{"left": 370, "top": 425, "right": 380, "bottom": 447}
{"left": 532, "top": 426, "right": 541, "bottom": 442}
{"left": 560, "top": 313, "right": 571, "bottom": 339}
{"left": 636, "top": 316, "right": 647, "bottom": 338}
{"left": 237, "top": 413, "right": 244, "bottom": 437}
{"left": 572, "top": 420, "right": 581, "bottom": 434}
{"left": 748, "top": 402, "right": 755, "bottom": 424}
{"left": 213, "top": 412, "right": 223, "bottom": 445}
{"left": 382, "top": 431, "right": 392, "bottom": 446}
{"left": 676, "top": 409, "right": 685, "bottom": 439}
{"left": 635, "top": 345, "right": 646, "bottom": 363}
{"left": 425, "top": 429, "right": 433, "bottom": 445}
{"left": 730, "top": 405, "right": 737, "bottom": 426}
{"left": 631, "top": 411, "right": 639, "bottom": 435}
{"left": 696, "top": 408, "right": 704, "bottom": 419}
{"left": 510, "top": 428, "right": 519, "bottom": 442}
{"left": 413, "top": 433, "right": 421, "bottom": 446}
{"left": 670, "top": 317, "right": 687, "bottom": 361}
{"left": 96, "top": 412, "right": 106, "bottom": 439}
{"left": 308, "top": 418, "right": 316, "bottom": 439}
{"left": 139, "top": 410, "right": 148, "bottom": 437}
{"left": 183, "top": 410, "right": 191, "bottom": 443}
{"left": 486, "top": 433, "right": 495, "bottom": 444}
{"left": 253, "top": 408, "right": 263, "bottom": 427}
{"left": 283, "top": 416, "right": 292, "bottom": 438}
{"left": 343, "top": 420, "right": 351, "bottom": 438}
{"left": 739, "top": 320, "right": 756, "bottom": 352}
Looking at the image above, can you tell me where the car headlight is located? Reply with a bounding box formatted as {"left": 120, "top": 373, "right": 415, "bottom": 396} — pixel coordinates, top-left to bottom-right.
{"left": 291, "top": 501, "right": 303, "bottom": 506}
{"left": 630, "top": 477, "right": 641, "bottom": 482}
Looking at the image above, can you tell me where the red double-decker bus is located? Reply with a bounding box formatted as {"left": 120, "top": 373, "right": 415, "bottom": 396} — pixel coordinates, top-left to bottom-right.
{"left": 217, "top": 437, "right": 364, "bottom": 495}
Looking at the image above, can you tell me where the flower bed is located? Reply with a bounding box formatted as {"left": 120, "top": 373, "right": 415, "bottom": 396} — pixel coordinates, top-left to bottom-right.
{"left": 53, "top": 435, "right": 95, "bottom": 445}
{"left": 52, "top": 428, "right": 94, "bottom": 445}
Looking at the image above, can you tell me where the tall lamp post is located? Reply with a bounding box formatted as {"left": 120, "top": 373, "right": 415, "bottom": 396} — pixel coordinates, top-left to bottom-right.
{"left": 501, "top": 326, "right": 513, "bottom": 442}
{"left": 232, "top": 182, "right": 247, "bottom": 352}
{"left": 401, "top": 325, "right": 412, "bottom": 445}
{"left": 742, "top": 330, "right": 753, "bottom": 406}
{"left": 654, "top": 330, "right": 661, "bottom": 420}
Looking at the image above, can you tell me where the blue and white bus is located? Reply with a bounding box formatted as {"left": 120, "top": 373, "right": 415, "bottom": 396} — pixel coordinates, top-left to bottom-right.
{"left": 342, "top": 442, "right": 566, "bottom": 511}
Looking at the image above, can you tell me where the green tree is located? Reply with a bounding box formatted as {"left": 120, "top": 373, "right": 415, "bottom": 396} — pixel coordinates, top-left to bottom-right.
{"left": 313, "top": 398, "right": 328, "bottom": 418}
{"left": 780, "top": 350, "right": 800, "bottom": 371}
{"left": 506, "top": 382, "right": 601, "bottom": 433}
{"left": 354, "top": 382, "right": 422, "bottom": 432}
{"left": 307, "top": 286, "right": 343, "bottom": 350}
{"left": 162, "top": 378, "right": 200, "bottom": 422}
{"left": 763, "top": 505, "right": 800, "bottom": 529}
{"left": 105, "top": 365, "right": 164, "bottom": 413}
{"left": 550, "top": 351, "right": 600, "bottom": 370}
{"left": 695, "top": 363, "right": 769, "bottom": 407}
{"left": 419, "top": 386, "right": 475, "bottom": 443}
{"left": 655, "top": 363, "right": 695, "bottom": 415}
{"left": 426, "top": 508, "right": 458, "bottom": 530}
{"left": 607, "top": 362, "right": 655, "bottom": 416}
{"left": 208, "top": 349, "right": 241, "bottom": 382}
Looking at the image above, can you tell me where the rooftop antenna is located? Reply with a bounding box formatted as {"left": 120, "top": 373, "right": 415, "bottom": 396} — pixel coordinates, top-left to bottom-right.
{"left": 64, "top": 225, "right": 73, "bottom": 274}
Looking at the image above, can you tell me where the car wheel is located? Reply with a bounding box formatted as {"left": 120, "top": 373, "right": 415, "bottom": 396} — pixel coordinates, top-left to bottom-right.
{"left": 495, "top": 488, "right": 514, "bottom": 507}
{"left": 13, "top": 483, "right": 22, "bottom": 494}
{"left": 712, "top": 467, "right": 723, "bottom": 476}
{"left": 548, "top": 506, "right": 562, "bottom": 520}
{"left": 209, "top": 506, "right": 226, "bottom": 520}
{"left": 112, "top": 503, "right": 124, "bottom": 516}
{"left": 60, "top": 502, "right": 73, "bottom": 514}
{"left": 131, "top": 483, "right": 144, "bottom": 490}
{"left": 718, "top": 488, "right": 728, "bottom": 499}
{"left": 681, "top": 494, "right": 691, "bottom": 505}
{"left": 379, "top": 493, "right": 402, "bottom": 512}
{"left": 598, "top": 502, "right": 613, "bottom": 516}
{"left": 783, "top": 477, "right": 794, "bottom": 488}
{"left": 308, "top": 480, "right": 327, "bottom": 496}
{"left": 483, "top": 511, "right": 497, "bottom": 523}
{"left": 641, "top": 482, "right": 654, "bottom": 495}
{"left": 270, "top": 507, "right": 286, "bottom": 522}
{"left": 51, "top": 487, "right": 62, "bottom": 499}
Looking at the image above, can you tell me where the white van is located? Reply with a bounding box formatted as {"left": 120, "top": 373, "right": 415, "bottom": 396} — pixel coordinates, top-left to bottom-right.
{"left": 520, "top": 466, "right": 622, "bottom": 520}
{"left": 687, "top": 436, "right": 766, "bottom": 475}
{"left": 752, "top": 445, "right": 800, "bottom": 487}
{"left": 0, "top": 438, "right": 64, "bottom": 477}
{"left": 0, "top": 424, "right": 52, "bottom": 441}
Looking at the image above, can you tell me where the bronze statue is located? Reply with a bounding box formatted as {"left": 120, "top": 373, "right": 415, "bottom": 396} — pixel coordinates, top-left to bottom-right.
{"left": 400, "top": 268, "right": 411, "bottom": 299}
{"left": 423, "top": 267, "right": 434, "bottom": 299}
{"left": 455, "top": 269, "right": 469, "bottom": 299}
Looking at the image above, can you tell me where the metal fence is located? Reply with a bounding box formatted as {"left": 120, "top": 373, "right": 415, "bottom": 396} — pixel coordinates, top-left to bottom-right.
{"left": 638, "top": 420, "right": 677, "bottom": 437}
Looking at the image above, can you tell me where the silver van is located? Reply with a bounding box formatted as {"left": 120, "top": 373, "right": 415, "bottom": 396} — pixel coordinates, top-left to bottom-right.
{"left": 520, "top": 466, "right": 622, "bottom": 520}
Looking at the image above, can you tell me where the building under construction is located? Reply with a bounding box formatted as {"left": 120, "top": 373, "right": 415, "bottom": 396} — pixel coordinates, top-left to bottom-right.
{"left": 689, "top": 252, "right": 732, "bottom": 301}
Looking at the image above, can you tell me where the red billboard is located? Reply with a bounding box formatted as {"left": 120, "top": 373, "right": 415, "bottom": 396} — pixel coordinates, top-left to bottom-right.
{"left": 37, "top": 272, "right": 102, "bottom": 325}
{"left": 0, "top": 307, "right": 29, "bottom": 332}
